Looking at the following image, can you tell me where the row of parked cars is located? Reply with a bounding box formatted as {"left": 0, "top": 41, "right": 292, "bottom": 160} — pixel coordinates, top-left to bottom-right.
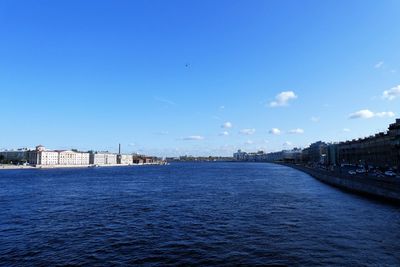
{"left": 309, "top": 163, "right": 398, "bottom": 178}
{"left": 346, "top": 165, "right": 398, "bottom": 178}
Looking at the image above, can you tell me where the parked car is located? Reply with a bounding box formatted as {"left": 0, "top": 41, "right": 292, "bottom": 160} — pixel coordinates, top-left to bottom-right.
{"left": 368, "top": 165, "right": 375, "bottom": 171}
{"left": 348, "top": 170, "right": 357, "bottom": 175}
{"left": 356, "top": 168, "right": 366, "bottom": 174}
{"left": 384, "top": 170, "right": 397, "bottom": 177}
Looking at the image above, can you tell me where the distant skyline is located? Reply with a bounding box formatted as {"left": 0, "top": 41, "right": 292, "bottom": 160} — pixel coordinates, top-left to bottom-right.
{"left": 1, "top": 0, "right": 400, "bottom": 156}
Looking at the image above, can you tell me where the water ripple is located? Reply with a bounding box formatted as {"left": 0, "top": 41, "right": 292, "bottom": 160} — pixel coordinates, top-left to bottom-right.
{"left": 0, "top": 163, "right": 399, "bottom": 266}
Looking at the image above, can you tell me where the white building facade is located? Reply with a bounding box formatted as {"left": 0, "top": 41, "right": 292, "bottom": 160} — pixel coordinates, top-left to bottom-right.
{"left": 89, "top": 152, "right": 117, "bottom": 165}
{"left": 28, "top": 150, "right": 59, "bottom": 165}
{"left": 27, "top": 145, "right": 89, "bottom": 166}
{"left": 58, "top": 151, "right": 90, "bottom": 165}
{"left": 118, "top": 154, "right": 133, "bottom": 165}
{"left": 18, "top": 145, "right": 142, "bottom": 167}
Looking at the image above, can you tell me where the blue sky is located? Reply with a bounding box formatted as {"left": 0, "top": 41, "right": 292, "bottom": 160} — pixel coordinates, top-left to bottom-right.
{"left": 1, "top": 0, "right": 400, "bottom": 156}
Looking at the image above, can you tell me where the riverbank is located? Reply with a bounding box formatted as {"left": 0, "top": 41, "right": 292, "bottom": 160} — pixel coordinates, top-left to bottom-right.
{"left": 0, "top": 163, "right": 165, "bottom": 170}
{"left": 282, "top": 163, "right": 400, "bottom": 204}
{"left": 0, "top": 164, "right": 35, "bottom": 170}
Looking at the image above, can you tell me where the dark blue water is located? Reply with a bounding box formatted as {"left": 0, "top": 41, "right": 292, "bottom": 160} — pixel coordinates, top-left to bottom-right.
{"left": 0, "top": 163, "right": 399, "bottom": 266}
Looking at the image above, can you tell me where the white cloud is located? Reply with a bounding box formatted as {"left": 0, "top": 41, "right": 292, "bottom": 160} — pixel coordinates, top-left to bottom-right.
{"left": 343, "top": 128, "right": 351, "bottom": 132}
{"left": 349, "top": 109, "right": 375, "bottom": 119}
{"left": 283, "top": 141, "right": 292, "bottom": 146}
{"left": 288, "top": 128, "right": 304, "bottom": 134}
{"left": 245, "top": 140, "right": 254, "bottom": 145}
{"left": 349, "top": 109, "right": 395, "bottom": 119}
{"left": 154, "top": 131, "right": 169, "bottom": 135}
{"left": 269, "top": 128, "right": 281, "bottom": 135}
{"left": 382, "top": 85, "right": 400, "bottom": 100}
{"left": 239, "top": 128, "right": 256, "bottom": 135}
{"left": 222, "top": 121, "right": 233, "bottom": 129}
{"left": 182, "top": 135, "right": 205, "bottom": 140}
{"left": 374, "top": 61, "right": 384, "bottom": 69}
{"left": 310, "top": 116, "right": 320, "bottom": 122}
{"left": 269, "top": 91, "right": 297, "bottom": 107}
{"left": 219, "top": 131, "right": 229, "bottom": 136}
{"left": 154, "top": 96, "right": 176, "bottom": 106}
{"left": 375, "top": 111, "right": 395, "bottom": 118}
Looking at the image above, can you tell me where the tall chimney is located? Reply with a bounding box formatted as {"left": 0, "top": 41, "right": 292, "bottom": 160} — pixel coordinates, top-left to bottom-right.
{"left": 119, "top": 143, "right": 121, "bottom": 154}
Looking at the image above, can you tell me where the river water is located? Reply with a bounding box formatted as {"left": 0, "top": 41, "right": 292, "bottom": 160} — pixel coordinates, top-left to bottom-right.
{"left": 0, "top": 162, "right": 399, "bottom": 266}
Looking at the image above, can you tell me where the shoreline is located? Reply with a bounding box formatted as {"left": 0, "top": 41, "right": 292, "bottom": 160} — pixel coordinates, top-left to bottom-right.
{"left": 0, "top": 163, "right": 165, "bottom": 170}
{"left": 280, "top": 163, "right": 400, "bottom": 204}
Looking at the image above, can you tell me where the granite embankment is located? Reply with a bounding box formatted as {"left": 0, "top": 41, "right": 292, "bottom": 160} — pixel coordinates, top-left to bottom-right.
{"left": 283, "top": 163, "right": 400, "bottom": 204}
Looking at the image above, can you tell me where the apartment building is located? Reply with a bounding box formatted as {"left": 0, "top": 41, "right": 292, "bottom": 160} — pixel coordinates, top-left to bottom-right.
{"left": 117, "top": 154, "right": 133, "bottom": 165}
{"left": 89, "top": 152, "right": 118, "bottom": 165}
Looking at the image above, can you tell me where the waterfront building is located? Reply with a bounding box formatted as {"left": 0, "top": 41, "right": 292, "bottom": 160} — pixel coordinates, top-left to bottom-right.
{"left": 327, "top": 143, "right": 339, "bottom": 166}
{"left": 284, "top": 148, "right": 303, "bottom": 163}
{"left": 300, "top": 148, "right": 309, "bottom": 163}
{"left": 0, "top": 149, "right": 29, "bottom": 163}
{"left": 264, "top": 149, "right": 302, "bottom": 162}
{"left": 58, "top": 150, "right": 90, "bottom": 165}
{"left": 246, "top": 151, "right": 267, "bottom": 162}
{"left": 28, "top": 146, "right": 59, "bottom": 165}
{"left": 133, "top": 158, "right": 144, "bottom": 164}
{"left": 142, "top": 157, "right": 154, "bottom": 164}
{"left": 233, "top": 119, "right": 399, "bottom": 171}
{"left": 233, "top": 150, "right": 248, "bottom": 161}
{"left": 246, "top": 152, "right": 258, "bottom": 162}
{"left": 302, "top": 141, "right": 328, "bottom": 165}
{"left": 233, "top": 149, "right": 302, "bottom": 163}
{"left": 264, "top": 150, "right": 285, "bottom": 162}
{"left": 2, "top": 144, "right": 160, "bottom": 167}
{"left": 89, "top": 152, "right": 117, "bottom": 165}
{"left": 337, "top": 119, "right": 400, "bottom": 170}
{"left": 27, "top": 145, "right": 89, "bottom": 166}
{"left": 117, "top": 154, "right": 133, "bottom": 165}
{"left": 233, "top": 150, "right": 268, "bottom": 162}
